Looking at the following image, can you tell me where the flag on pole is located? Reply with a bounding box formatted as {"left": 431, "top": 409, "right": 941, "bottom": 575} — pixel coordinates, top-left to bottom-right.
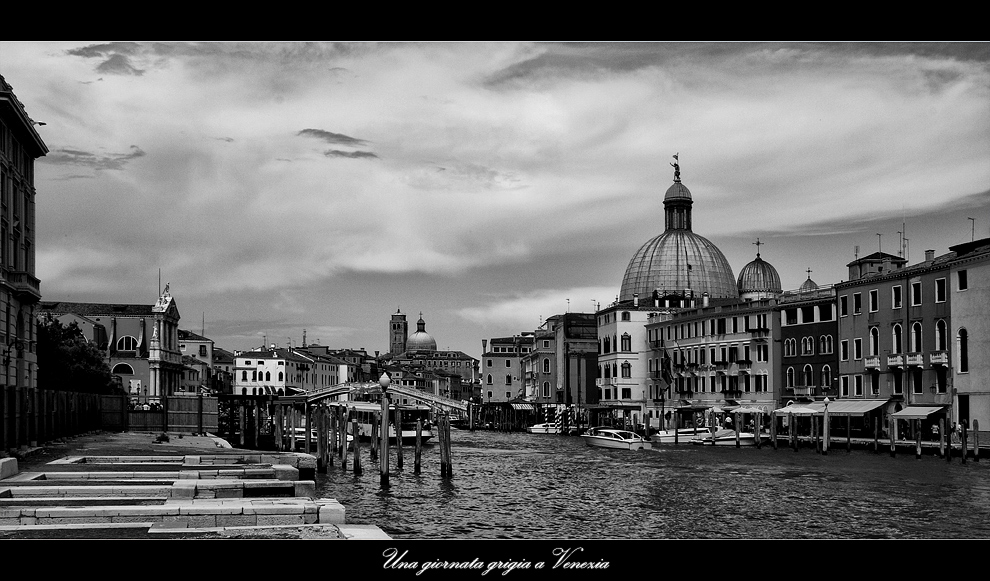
{"left": 660, "top": 339, "right": 674, "bottom": 387}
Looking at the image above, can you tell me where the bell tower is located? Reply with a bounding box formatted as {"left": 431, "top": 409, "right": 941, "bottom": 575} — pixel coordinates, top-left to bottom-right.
{"left": 389, "top": 308, "right": 408, "bottom": 355}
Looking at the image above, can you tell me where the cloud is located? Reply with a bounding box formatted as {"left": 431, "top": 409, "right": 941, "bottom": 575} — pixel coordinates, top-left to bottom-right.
{"left": 94, "top": 54, "right": 144, "bottom": 76}
{"left": 323, "top": 149, "right": 378, "bottom": 159}
{"left": 458, "top": 287, "right": 617, "bottom": 331}
{"left": 297, "top": 128, "right": 369, "bottom": 147}
{"left": 41, "top": 146, "right": 146, "bottom": 171}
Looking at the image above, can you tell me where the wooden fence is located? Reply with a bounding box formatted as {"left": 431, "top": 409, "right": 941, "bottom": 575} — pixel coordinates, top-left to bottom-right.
{"left": 1, "top": 387, "right": 218, "bottom": 456}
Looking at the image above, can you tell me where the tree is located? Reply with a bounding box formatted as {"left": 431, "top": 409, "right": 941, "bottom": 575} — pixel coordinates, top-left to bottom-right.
{"left": 37, "top": 315, "right": 117, "bottom": 394}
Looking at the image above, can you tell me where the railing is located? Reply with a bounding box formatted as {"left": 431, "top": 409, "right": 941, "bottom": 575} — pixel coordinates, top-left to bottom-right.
{"left": 887, "top": 354, "right": 904, "bottom": 367}
{"left": 865, "top": 356, "right": 881, "bottom": 369}
{"left": 930, "top": 351, "right": 949, "bottom": 365}
{"left": 906, "top": 354, "right": 924, "bottom": 366}
{"left": 3, "top": 270, "right": 41, "bottom": 298}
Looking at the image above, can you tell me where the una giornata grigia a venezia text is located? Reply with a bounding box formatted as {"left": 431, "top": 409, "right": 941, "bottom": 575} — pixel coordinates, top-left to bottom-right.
{"left": 382, "top": 547, "right": 610, "bottom": 576}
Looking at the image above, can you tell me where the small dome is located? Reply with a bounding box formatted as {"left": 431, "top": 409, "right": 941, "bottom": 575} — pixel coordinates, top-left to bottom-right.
{"left": 799, "top": 276, "right": 819, "bottom": 292}
{"left": 738, "top": 254, "right": 782, "bottom": 299}
{"left": 664, "top": 182, "right": 693, "bottom": 202}
{"left": 406, "top": 314, "right": 437, "bottom": 351}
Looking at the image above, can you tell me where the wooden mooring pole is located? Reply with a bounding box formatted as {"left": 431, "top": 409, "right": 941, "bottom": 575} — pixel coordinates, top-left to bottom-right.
{"left": 962, "top": 423, "right": 968, "bottom": 465}
{"left": 974, "top": 420, "right": 980, "bottom": 462}
{"left": 770, "top": 413, "right": 777, "bottom": 450}
{"left": 414, "top": 419, "right": 423, "bottom": 475}
{"left": 340, "top": 407, "right": 348, "bottom": 472}
{"left": 370, "top": 411, "right": 379, "bottom": 463}
{"left": 396, "top": 409, "right": 403, "bottom": 470}
{"left": 328, "top": 407, "right": 336, "bottom": 467}
{"left": 317, "top": 405, "right": 327, "bottom": 473}
{"left": 915, "top": 419, "right": 922, "bottom": 459}
{"left": 352, "top": 418, "right": 362, "bottom": 475}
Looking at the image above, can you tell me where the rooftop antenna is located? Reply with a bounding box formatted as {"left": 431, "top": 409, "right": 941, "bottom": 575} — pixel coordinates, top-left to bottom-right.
{"left": 877, "top": 233, "right": 882, "bottom": 254}
{"left": 202, "top": 312, "right": 205, "bottom": 336}
{"left": 969, "top": 217, "right": 976, "bottom": 242}
{"left": 566, "top": 298, "right": 570, "bottom": 312}
{"left": 854, "top": 245, "right": 859, "bottom": 260}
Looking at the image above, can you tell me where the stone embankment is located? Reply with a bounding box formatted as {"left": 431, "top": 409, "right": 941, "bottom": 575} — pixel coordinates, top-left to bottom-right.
{"left": 0, "top": 431, "right": 389, "bottom": 539}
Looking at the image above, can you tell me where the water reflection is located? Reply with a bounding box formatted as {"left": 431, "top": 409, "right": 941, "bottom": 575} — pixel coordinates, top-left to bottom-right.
{"left": 314, "top": 429, "right": 990, "bottom": 540}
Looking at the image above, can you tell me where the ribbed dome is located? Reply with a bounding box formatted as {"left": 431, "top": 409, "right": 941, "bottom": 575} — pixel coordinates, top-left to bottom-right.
{"left": 618, "top": 156, "right": 738, "bottom": 302}
{"left": 737, "top": 254, "right": 782, "bottom": 296}
{"left": 664, "top": 182, "right": 693, "bottom": 202}
{"left": 620, "top": 230, "right": 738, "bottom": 301}
{"left": 799, "top": 276, "right": 819, "bottom": 292}
{"left": 406, "top": 314, "right": 437, "bottom": 351}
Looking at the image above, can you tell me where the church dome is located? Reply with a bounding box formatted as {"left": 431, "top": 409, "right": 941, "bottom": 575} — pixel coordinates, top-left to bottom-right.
{"left": 799, "top": 275, "right": 819, "bottom": 292}
{"left": 737, "top": 252, "right": 782, "bottom": 297}
{"left": 618, "top": 155, "right": 738, "bottom": 302}
{"left": 620, "top": 230, "right": 738, "bottom": 301}
{"left": 406, "top": 314, "right": 437, "bottom": 351}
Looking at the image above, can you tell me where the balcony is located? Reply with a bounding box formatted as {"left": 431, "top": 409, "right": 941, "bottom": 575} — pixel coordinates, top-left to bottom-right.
{"left": 930, "top": 351, "right": 949, "bottom": 366}
{"left": 865, "top": 356, "right": 881, "bottom": 369}
{"left": 2, "top": 270, "right": 41, "bottom": 300}
{"left": 750, "top": 327, "right": 771, "bottom": 339}
{"left": 736, "top": 359, "right": 752, "bottom": 371}
{"left": 887, "top": 354, "right": 904, "bottom": 368}
{"left": 791, "top": 386, "right": 812, "bottom": 396}
{"left": 906, "top": 354, "right": 924, "bottom": 367}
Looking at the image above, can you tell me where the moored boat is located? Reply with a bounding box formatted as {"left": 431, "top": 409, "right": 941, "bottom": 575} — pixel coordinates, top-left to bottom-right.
{"left": 581, "top": 426, "right": 652, "bottom": 451}
{"left": 651, "top": 426, "right": 710, "bottom": 444}
{"left": 527, "top": 422, "right": 563, "bottom": 434}
{"left": 689, "top": 429, "right": 768, "bottom": 446}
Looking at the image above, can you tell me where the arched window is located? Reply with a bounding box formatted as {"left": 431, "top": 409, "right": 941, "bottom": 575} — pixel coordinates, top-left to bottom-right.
{"left": 621, "top": 361, "right": 631, "bottom": 378}
{"left": 936, "top": 319, "right": 947, "bottom": 351}
{"left": 542, "top": 381, "right": 550, "bottom": 398}
{"left": 892, "top": 324, "right": 903, "bottom": 354}
{"left": 621, "top": 311, "right": 630, "bottom": 321}
{"left": 117, "top": 336, "right": 138, "bottom": 351}
{"left": 603, "top": 365, "right": 610, "bottom": 379}
{"left": 543, "top": 358, "right": 550, "bottom": 374}
{"left": 251, "top": 370, "right": 257, "bottom": 381}
{"left": 803, "top": 364, "right": 814, "bottom": 387}
{"left": 242, "top": 370, "right": 247, "bottom": 381}
{"left": 504, "top": 374, "right": 512, "bottom": 385}
{"left": 278, "top": 371, "right": 283, "bottom": 381}
{"left": 821, "top": 365, "right": 832, "bottom": 389}
{"left": 911, "top": 322, "right": 923, "bottom": 353}
{"left": 611, "top": 363, "right": 617, "bottom": 378}
{"left": 786, "top": 367, "right": 795, "bottom": 388}
{"left": 958, "top": 328, "right": 969, "bottom": 373}
{"left": 603, "top": 337, "right": 611, "bottom": 354}
{"left": 620, "top": 333, "right": 631, "bottom": 352}
{"left": 869, "top": 327, "right": 879, "bottom": 357}
{"left": 486, "top": 374, "right": 493, "bottom": 385}
{"left": 111, "top": 363, "right": 134, "bottom": 375}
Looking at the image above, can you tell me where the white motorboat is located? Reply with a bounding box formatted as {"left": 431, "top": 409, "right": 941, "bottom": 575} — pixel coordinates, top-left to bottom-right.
{"left": 527, "top": 422, "right": 563, "bottom": 434}
{"left": 689, "top": 429, "right": 767, "bottom": 446}
{"left": 581, "top": 427, "right": 652, "bottom": 451}
{"left": 651, "top": 426, "right": 710, "bottom": 444}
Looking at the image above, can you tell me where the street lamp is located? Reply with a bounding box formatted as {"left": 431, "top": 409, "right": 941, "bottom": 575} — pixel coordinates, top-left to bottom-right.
{"left": 379, "top": 372, "right": 391, "bottom": 487}
{"left": 823, "top": 396, "right": 831, "bottom": 455}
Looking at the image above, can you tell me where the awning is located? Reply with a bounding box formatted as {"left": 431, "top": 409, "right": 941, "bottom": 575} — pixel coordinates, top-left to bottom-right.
{"left": 732, "top": 406, "right": 767, "bottom": 415}
{"left": 510, "top": 403, "right": 535, "bottom": 411}
{"left": 820, "top": 400, "right": 887, "bottom": 416}
{"left": 674, "top": 404, "right": 711, "bottom": 413}
{"left": 892, "top": 405, "right": 947, "bottom": 420}
{"left": 774, "top": 404, "right": 818, "bottom": 416}
{"left": 587, "top": 403, "right": 641, "bottom": 411}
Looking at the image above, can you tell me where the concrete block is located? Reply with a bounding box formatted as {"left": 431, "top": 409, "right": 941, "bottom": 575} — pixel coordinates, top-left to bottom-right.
{"left": 272, "top": 465, "right": 299, "bottom": 481}
{"left": 0, "top": 517, "right": 20, "bottom": 526}
{"left": 215, "top": 487, "right": 243, "bottom": 499}
{"left": 171, "top": 481, "right": 197, "bottom": 499}
{"left": 294, "top": 481, "right": 316, "bottom": 498}
{"left": 0, "top": 508, "right": 23, "bottom": 518}
{"left": 180, "top": 504, "right": 242, "bottom": 515}
{"left": 243, "top": 504, "right": 304, "bottom": 515}
{"left": 258, "top": 514, "right": 305, "bottom": 526}
{"left": 316, "top": 500, "right": 345, "bottom": 524}
{"left": 112, "top": 516, "right": 159, "bottom": 523}
{"left": 0, "top": 458, "right": 17, "bottom": 480}
{"left": 338, "top": 524, "right": 391, "bottom": 540}
{"left": 217, "top": 514, "right": 257, "bottom": 527}
{"left": 163, "top": 514, "right": 217, "bottom": 527}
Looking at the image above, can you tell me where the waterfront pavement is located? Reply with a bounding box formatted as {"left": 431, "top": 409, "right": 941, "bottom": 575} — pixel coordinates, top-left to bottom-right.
{"left": 0, "top": 430, "right": 390, "bottom": 540}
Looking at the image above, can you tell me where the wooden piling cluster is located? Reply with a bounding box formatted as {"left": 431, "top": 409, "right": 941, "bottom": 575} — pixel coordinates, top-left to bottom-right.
{"left": 437, "top": 412, "right": 453, "bottom": 479}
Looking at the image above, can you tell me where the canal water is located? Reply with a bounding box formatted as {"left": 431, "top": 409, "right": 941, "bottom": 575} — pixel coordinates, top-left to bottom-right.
{"left": 314, "top": 429, "right": 990, "bottom": 540}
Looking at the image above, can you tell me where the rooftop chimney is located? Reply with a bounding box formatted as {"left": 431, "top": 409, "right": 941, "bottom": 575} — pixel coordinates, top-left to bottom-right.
{"left": 925, "top": 249, "right": 935, "bottom": 262}
{"left": 633, "top": 293, "right": 639, "bottom": 307}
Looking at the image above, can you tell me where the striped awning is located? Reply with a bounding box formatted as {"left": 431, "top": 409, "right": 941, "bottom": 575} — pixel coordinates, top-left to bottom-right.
{"left": 510, "top": 403, "right": 535, "bottom": 411}
{"left": 891, "top": 405, "right": 947, "bottom": 419}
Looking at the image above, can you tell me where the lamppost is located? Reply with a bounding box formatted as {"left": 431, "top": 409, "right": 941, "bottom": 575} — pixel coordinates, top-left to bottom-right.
{"left": 822, "top": 396, "right": 831, "bottom": 455}
{"left": 379, "top": 372, "right": 390, "bottom": 487}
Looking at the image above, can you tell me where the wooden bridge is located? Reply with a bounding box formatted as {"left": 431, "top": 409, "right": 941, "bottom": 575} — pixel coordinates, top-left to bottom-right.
{"left": 281, "top": 382, "right": 469, "bottom": 414}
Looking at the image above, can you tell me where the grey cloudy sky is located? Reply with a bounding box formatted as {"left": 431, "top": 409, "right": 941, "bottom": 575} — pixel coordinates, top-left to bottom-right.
{"left": 1, "top": 42, "right": 987, "bottom": 358}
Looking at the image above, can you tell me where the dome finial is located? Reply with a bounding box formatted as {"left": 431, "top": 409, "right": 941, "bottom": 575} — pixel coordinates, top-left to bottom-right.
{"left": 753, "top": 238, "right": 763, "bottom": 258}
{"left": 806, "top": 267, "right": 813, "bottom": 279}
{"left": 670, "top": 153, "right": 681, "bottom": 183}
